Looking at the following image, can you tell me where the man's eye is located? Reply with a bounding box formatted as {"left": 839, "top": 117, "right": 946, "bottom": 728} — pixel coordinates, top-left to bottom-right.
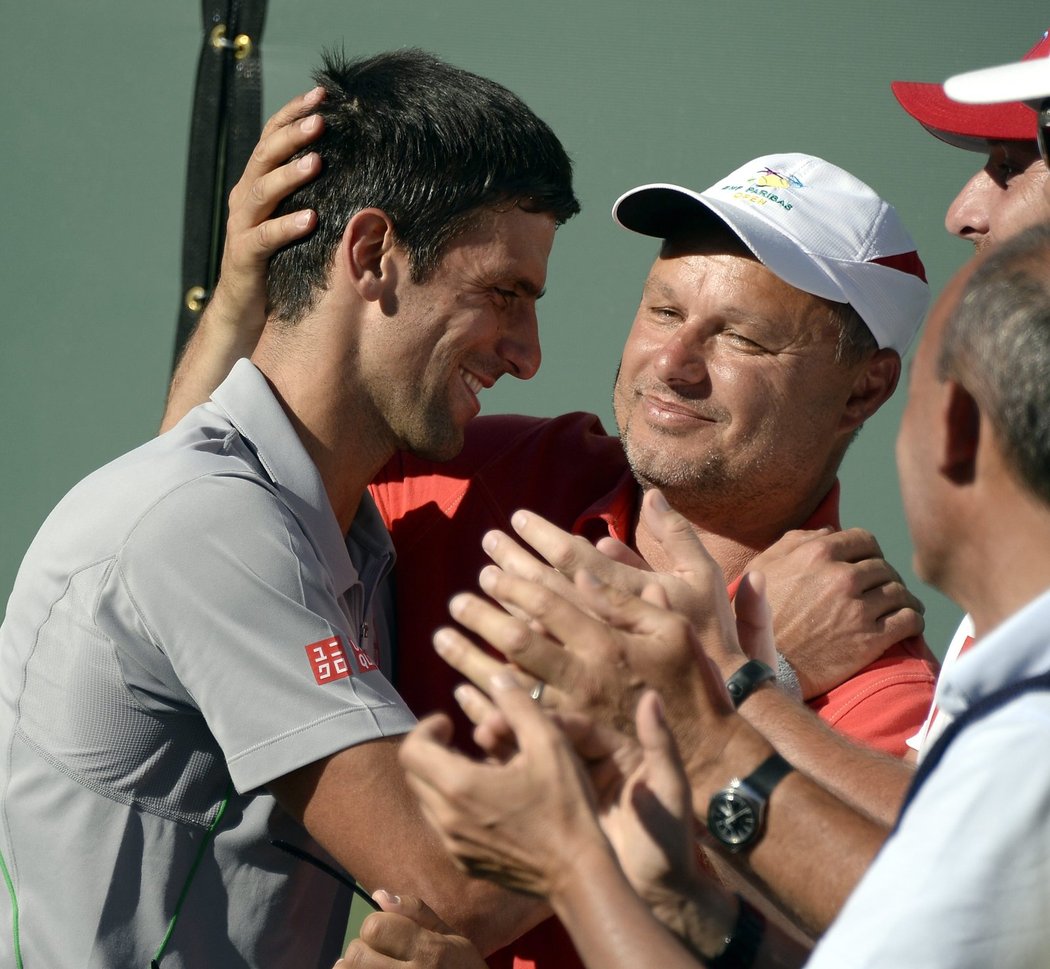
{"left": 725, "top": 331, "right": 764, "bottom": 351}
{"left": 494, "top": 287, "right": 517, "bottom": 301}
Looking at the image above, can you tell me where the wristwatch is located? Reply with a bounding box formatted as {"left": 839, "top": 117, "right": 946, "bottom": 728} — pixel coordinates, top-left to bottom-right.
{"left": 707, "top": 752, "right": 793, "bottom": 852}
{"left": 724, "top": 659, "right": 775, "bottom": 708}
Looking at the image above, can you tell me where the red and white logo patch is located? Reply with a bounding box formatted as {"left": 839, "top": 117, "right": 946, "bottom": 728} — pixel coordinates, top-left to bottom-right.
{"left": 305, "top": 637, "right": 351, "bottom": 685}
{"left": 349, "top": 638, "right": 378, "bottom": 673}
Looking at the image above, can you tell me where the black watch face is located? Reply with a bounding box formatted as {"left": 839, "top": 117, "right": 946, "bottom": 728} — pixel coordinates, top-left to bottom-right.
{"left": 708, "top": 790, "right": 759, "bottom": 848}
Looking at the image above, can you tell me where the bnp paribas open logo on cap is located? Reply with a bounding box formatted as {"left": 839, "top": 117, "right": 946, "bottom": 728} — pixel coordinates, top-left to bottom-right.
{"left": 718, "top": 167, "right": 804, "bottom": 212}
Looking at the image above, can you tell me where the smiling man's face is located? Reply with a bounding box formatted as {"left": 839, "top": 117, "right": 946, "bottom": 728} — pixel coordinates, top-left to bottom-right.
{"left": 359, "top": 205, "right": 555, "bottom": 461}
{"left": 613, "top": 235, "right": 869, "bottom": 523}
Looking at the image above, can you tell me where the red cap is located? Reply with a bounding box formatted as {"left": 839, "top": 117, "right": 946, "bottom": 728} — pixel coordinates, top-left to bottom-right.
{"left": 891, "top": 29, "right": 1050, "bottom": 151}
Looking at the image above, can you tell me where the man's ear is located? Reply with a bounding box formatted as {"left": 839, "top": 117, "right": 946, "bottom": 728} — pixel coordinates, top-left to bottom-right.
{"left": 841, "top": 348, "right": 901, "bottom": 432}
{"left": 941, "top": 380, "right": 980, "bottom": 485}
{"left": 338, "top": 208, "right": 399, "bottom": 303}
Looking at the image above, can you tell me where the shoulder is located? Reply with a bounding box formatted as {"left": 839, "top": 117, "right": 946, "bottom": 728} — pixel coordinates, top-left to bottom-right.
{"left": 374, "top": 412, "right": 619, "bottom": 483}
{"left": 370, "top": 412, "right": 627, "bottom": 533}
{"left": 808, "top": 636, "right": 939, "bottom": 758}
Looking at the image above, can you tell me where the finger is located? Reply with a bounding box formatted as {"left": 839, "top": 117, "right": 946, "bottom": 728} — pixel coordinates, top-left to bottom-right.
{"left": 863, "top": 576, "right": 926, "bottom": 621}
{"left": 570, "top": 570, "right": 681, "bottom": 642}
{"left": 639, "top": 580, "right": 671, "bottom": 609}
{"left": 763, "top": 526, "right": 836, "bottom": 556}
{"left": 473, "top": 717, "right": 518, "bottom": 762}
{"left": 811, "top": 527, "right": 884, "bottom": 564}
{"left": 353, "top": 902, "right": 464, "bottom": 967}
{"left": 594, "top": 536, "right": 652, "bottom": 571}
{"left": 879, "top": 604, "right": 926, "bottom": 642}
{"left": 634, "top": 690, "right": 689, "bottom": 801}
{"left": 400, "top": 716, "right": 490, "bottom": 797}
{"left": 453, "top": 684, "right": 519, "bottom": 759}
{"left": 482, "top": 531, "right": 580, "bottom": 597}
{"left": 734, "top": 571, "right": 776, "bottom": 666}
{"left": 354, "top": 896, "right": 488, "bottom": 969}
{"left": 354, "top": 911, "right": 423, "bottom": 962}
{"left": 414, "top": 711, "right": 455, "bottom": 746}
{"left": 237, "top": 198, "right": 317, "bottom": 263}
{"left": 228, "top": 111, "right": 325, "bottom": 230}
{"left": 259, "top": 86, "right": 325, "bottom": 143}
{"left": 486, "top": 671, "right": 569, "bottom": 755}
{"left": 508, "top": 511, "right": 644, "bottom": 591}
{"left": 434, "top": 624, "right": 567, "bottom": 713}
{"left": 244, "top": 92, "right": 325, "bottom": 187}
{"left": 448, "top": 588, "right": 575, "bottom": 687}
{"left": 229, "top": 147, "right": 322, "bottom": 250}
{"left": 433, "top": 625, "right": 516, "bottom": 690}
{"left": 369, "top": 891, "right": 457, "bottom": 933}
{"left": 638, "top": 490, "right": 723, "bottom": 579}
{"left": 846, "top": 558, "right": 922, "bottom": 610}
{"left": 244, "top": 154, "right": 321, "bottom": 233}
{"left": 453, "top": 682, "right": 499, "bottom": 727}
{"left": 572, "top": 573, "right": 732, "bottom": 700}
{"left": 477, "top": 561, "right": 558, "bottom": 628}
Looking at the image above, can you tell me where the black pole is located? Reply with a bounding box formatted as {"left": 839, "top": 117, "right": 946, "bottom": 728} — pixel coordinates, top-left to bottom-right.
{"left": 173, "top": 0, "right": 267, "bottom": 371}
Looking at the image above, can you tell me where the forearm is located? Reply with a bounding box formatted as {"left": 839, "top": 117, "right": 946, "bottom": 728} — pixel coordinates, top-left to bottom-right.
{"left": 739, "top": 685, "right": 911, "bottom": 826}
{"left": 161, "top": 287, "right": 264, "bottom": 432}
{"left": 552, "top": 842, "right": 809, "bottom": 969}
{"left": 680, "top": 717, "right": 888, "bottom": 936}
{"left": 549, "top": 841, "right": 715, "bottom": 969}
{"left": 272, "top": 738, "right": 548, "bottom": 955}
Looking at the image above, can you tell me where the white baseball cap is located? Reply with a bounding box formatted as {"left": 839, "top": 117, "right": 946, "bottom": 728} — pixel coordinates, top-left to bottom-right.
{"left": 612, "top": 153, "right": 930, "bottom": 354}
{"left": 943, "top": 29, "right": 1050, "bottom": 107}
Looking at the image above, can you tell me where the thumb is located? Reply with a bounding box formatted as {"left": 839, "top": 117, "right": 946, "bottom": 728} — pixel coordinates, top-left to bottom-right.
{"left": 734, "top": 571, "right": 777, "bottom": 667}
{"left": 634, "top": 690, "right": 688, "bottom": 800}
{"left": 369, "top": 891, "right": 456, "bottom": 931}
{"left": 640, "top": 490, "right": 719, "bottom": 578}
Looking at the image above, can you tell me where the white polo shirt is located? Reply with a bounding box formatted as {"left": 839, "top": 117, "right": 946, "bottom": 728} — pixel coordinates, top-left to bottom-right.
{"left": 808, "top": 589, "right": 1050, "bottom": 968}
{"left": 0, "top": 359, "right": 416, "bottom": 968}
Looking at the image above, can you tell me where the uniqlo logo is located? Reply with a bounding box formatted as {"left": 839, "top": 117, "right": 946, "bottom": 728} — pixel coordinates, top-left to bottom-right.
{"left": 349, "top": 638, "right": 377, "bottom": 673}
{"left": 305, "top": 637, "right": 351, "bottom": 685}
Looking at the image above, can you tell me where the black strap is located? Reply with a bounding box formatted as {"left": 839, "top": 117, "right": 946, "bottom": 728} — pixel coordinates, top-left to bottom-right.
{"left": 707, "top": 895, "right": 766, "bottom": 969}
{"left": 725, "top": 659, "right": 775, "bottom": 709}
{"left": 895, "top": 668, "right": 1050, "bottom": 832}
{"left": 745, "top": 751, "right": 794, "bottom": 799}
{"left": 173, "top": 0, "right": 268, "bottom": 370}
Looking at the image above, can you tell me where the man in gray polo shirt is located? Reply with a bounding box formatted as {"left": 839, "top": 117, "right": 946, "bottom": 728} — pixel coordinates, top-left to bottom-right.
{"left": 0, "top": 49, "right": 578, "bottom": 969}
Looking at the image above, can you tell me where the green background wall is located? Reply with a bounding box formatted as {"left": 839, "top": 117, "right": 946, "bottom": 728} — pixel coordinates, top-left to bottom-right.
{"left": 3, "top": 3, "right": 1046, "bottom": 658}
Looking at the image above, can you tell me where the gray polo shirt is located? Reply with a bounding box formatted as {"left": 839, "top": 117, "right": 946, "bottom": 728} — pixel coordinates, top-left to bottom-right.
{"left": 0, "top": 359, "right": 417, "bottom": 968}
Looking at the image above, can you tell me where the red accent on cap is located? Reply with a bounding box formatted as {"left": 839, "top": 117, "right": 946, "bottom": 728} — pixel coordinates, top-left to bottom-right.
{"left": 891, "top": 29, "right": 1050, "bottom": 147}
{"left": 871, "top": 249, "right": 928, "bottom": 283}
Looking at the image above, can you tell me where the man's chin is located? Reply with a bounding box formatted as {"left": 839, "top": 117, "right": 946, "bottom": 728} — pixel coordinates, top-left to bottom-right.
{"left": 402, "top": 423, "right": 466, "bottom": 463}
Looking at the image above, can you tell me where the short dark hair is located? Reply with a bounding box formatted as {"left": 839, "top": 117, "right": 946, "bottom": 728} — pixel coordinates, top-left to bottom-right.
{"left": 939, "top": 223, "right": 1050, "bottom": 505}
{"left": 267, "top": 48, "right": 580, "bottom": 322}
{"left": 828, "top": 301, "right": 878, "bottom": 366}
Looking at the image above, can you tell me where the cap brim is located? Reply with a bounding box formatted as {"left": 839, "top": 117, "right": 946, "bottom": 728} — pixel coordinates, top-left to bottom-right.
{"left": 944, "top": 59, "right": 1050, "bottom": 106}
{"left": 612, "top": 183, "right": 848, "bottom": 312}
{"left": 613, "top": 184, "right": 727, "bottom": 239}
{"left": 891, "top": 79, "right": 1036, "bottom": 149}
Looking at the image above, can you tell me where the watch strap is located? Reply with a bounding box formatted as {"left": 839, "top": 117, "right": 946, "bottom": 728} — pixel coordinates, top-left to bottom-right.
{"left": 744, "top": 752, "right": 794, "bottom": 800}
{"left": 707, "top": 894, "right": 766, "bottom": 969}
{"left": 725, "top": 659, "right": 775, "bottom": 708}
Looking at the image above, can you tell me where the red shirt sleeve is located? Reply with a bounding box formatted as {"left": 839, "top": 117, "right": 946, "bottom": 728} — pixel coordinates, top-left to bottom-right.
{"left": 805, "top": 636, "right": 939, "bottom": 758}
